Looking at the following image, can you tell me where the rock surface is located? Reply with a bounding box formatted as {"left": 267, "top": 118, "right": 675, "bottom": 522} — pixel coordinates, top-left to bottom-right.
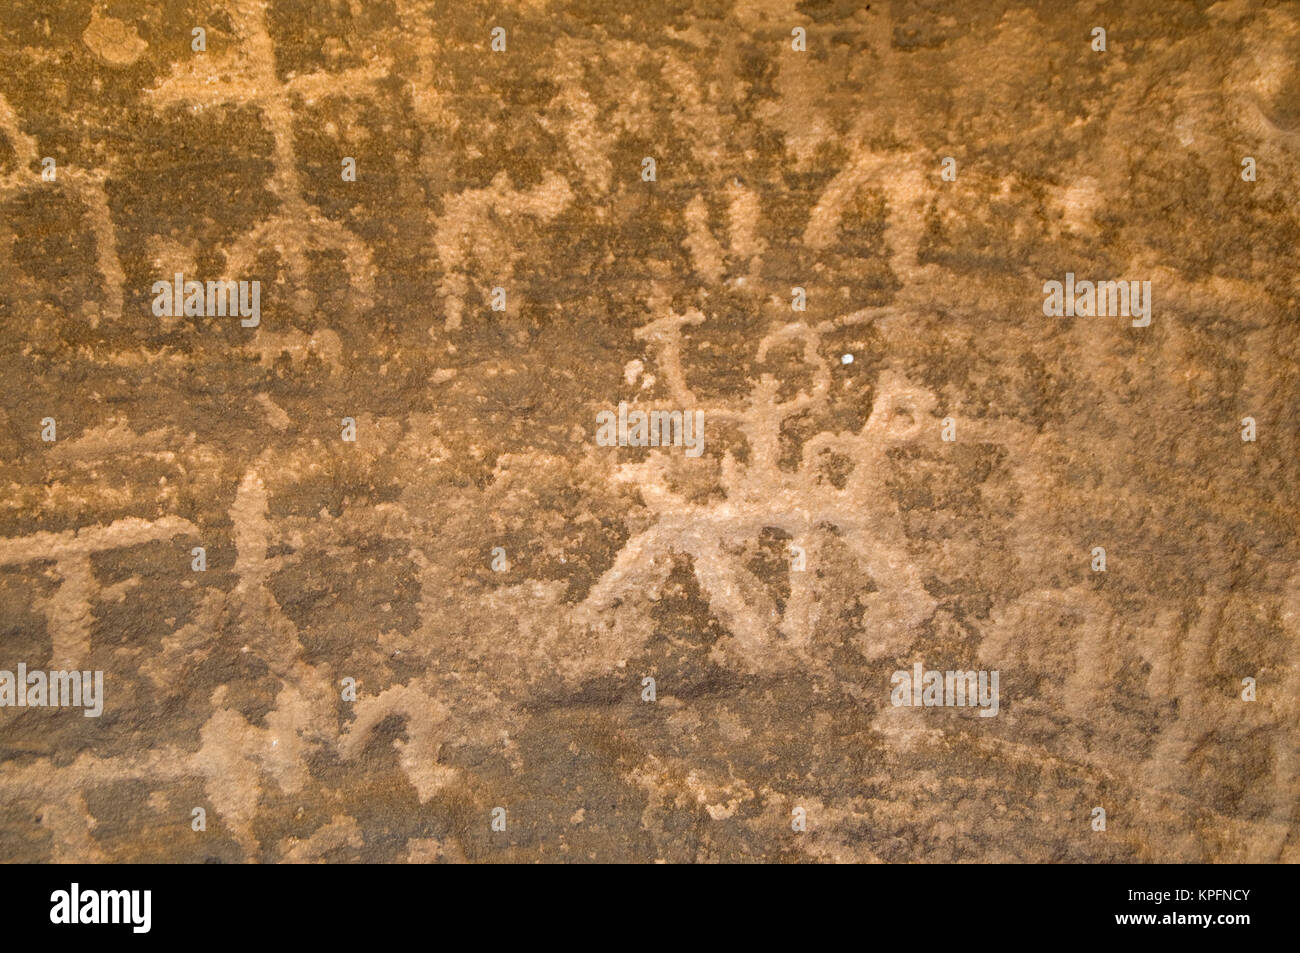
{"left": 0, "top": 1, "right": 1296, "bottom": 862}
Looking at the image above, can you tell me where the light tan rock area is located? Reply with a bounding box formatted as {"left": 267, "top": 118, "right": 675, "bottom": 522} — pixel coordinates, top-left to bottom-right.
{"left": 0, "top": 1, "right": 1296, "bottom": 862}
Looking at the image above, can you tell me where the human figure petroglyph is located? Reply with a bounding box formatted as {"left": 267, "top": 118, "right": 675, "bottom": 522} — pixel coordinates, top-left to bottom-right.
{"left": 144, "top": 1, "right": 381, "bottom": 312}
{"left": 575, "top": 307, "right": 941, "bottom": 671}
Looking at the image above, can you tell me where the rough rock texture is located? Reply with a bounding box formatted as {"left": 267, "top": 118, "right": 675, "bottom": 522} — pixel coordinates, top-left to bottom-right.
{"left": 0, "top": 1, "right": 1297, "bottom": 863}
